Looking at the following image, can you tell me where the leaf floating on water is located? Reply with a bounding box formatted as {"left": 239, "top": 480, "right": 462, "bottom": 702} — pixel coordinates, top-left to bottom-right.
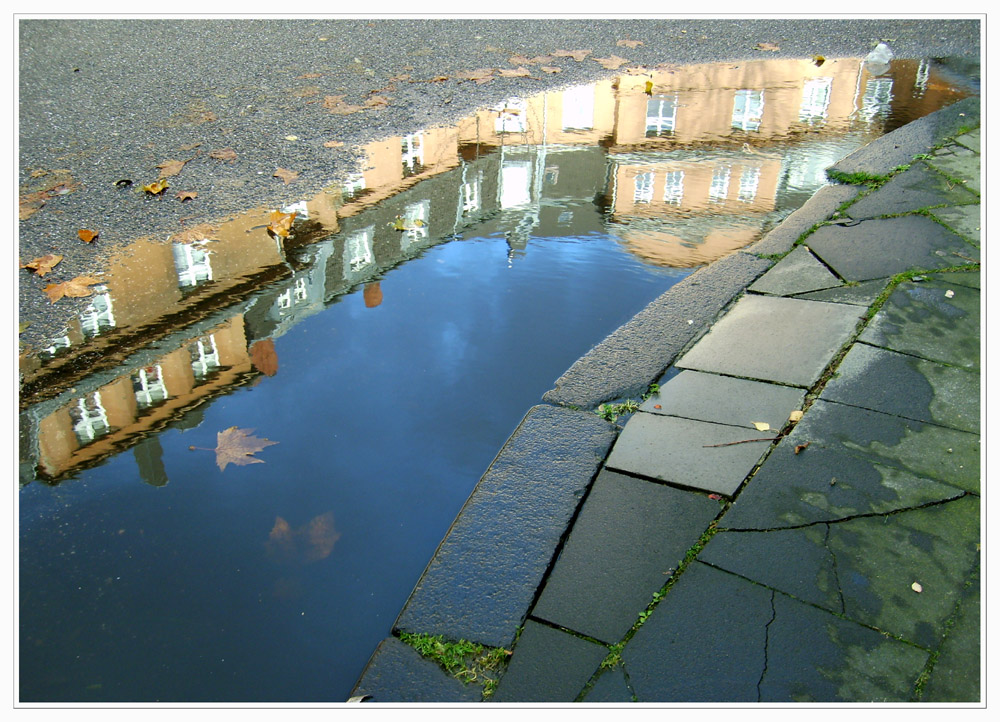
{"left": 209, "top": 147, "right": 237, "bottom": 163}
{"left": 142, "top": 179, "right": 169, "bottom": 195}
{"left": 20, "top": 254, "right": 63, "bottom": 277}
{"left": 755, "top": 42, "right": 780, "bottom": 51}
{"left": 211, "top": 426, "right": 278, "bottom": 472}
{"left": 551, "top": 49, "right": 591, "bottom": 62}
{"left": 156, "top": 159, "right": 187, "bottom": 177}
{"left": 273, "top": 168, "right": 299, "bottom": 184}
{"left": 617, "top": 39, "right": 644, "bottom": 48}
{"left": 250, "top": 338, "right": 279, "bottom": 376}
{"left": 43, "top": 275, "right": 102, "bottom": 303}
{"left": 77, "top": 228, "right": 99, "bottom": 243}
{"left": 268, "top": 210, "right": 296, "bottom": 237}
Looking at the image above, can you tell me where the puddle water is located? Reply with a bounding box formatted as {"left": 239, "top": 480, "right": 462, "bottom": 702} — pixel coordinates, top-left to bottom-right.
{"left": 18, "top": 56, "right": 974, "bottom": 702}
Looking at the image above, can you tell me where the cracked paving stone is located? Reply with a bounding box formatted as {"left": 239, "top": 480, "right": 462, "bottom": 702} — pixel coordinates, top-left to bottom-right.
{"left": 489, "top": 620, "right": 607, "bottom": 703}
{"left": 786, "top": 400, "right": 980, "bottom": 492}
{"left": 859, "top": 276, "right": 980, "bottom": 370}
{"left": 821, "top": 343, "right": 979, "bottom": 434}
{"left": 708, "top": 495, "right": 979, "bottom": 649}
{"left": 717, "top": 438, "right": 967, "bottom": 530}
{"left": 842, "top": 163, "right": 978, "bottom": 220}
{"left": 350, "top": 636, "right": 483, "bottom": 703}
{"left": 926, "top": 147, "right": 981, "bottom": 195}
{"left": 806, "top": 215, "right": 978, "bottom": 282}
{"left": 920, "top": 559, "right": 981, "bottom": 702}
{"left": 792, "top": 278, "right": 889, "bottom": 307}
{"left": 928, "top": 204, "right": 981, "bottom": 245}
{"left": 581, "top": 664, "right": 633, "bottom": 702}
{"left": 748, "top": 245, "right": 843, "bottom": 297}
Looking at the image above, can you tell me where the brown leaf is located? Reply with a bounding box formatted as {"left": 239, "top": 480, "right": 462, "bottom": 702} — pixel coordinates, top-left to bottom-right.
{"left": 172, "top": 222, "right": 219, "bottom": 244}
{"left": 19, "top": 192, "right": 47, "bottom": 219}
{"left": 593, "top": 55, "right": 629, "bottom": 69}
{"left": 213, "top": 426, "right": 278, "bottom": 471}
{"left": 755, "top": 42, "right": 780, "bottom": 51}
{"left": 454, "top": 68, "right": 495, "bottom": 82}
{"left": 156, "top": 159, "right": 187, "bottom": 177}
{"left": 250, "top": 338, "right": 279, "bottom": 376}
{"left": 617, "top": 39, "right": 644, "bottom": 48}
{"left": 498, "top": 67, "right": 533, "bottom": 78}
{"left": 323, "top": 140, "right": 344, "bottom": 148}
{"left": 20, "top": 254, "right": 63, "bottom": 277}
{"left": 77, "top": 228, "right": 99, "bottom": 243}
{"left": 551, "top": 49, "right": 591, "bottom": 62}
{"left": 179, "top": 142, "right": 202, "bottom": 151}
{"left": 176, "top": 190, "right": 198, "bottom": 202}
{"left": 268, "top": 210, "right": 296, "bottom": 237}
{"left": 209, "top": 147, "right": 238, "bottom": 163}
{"left": 43, "top": 275, "right": 102, "bottom": 303}
{"left": 297, "top": 72, "right": 323, "bottom": 78}
{"left": 142, "top": 180, "right": 169, "bottom": 195}
{"left": 363, "top": 95, "right": 390, "bottom": 109}
{"left": 540, "top": 66, "right": 562, "bottom": 74}
{"left": 323, "top": 95, "right": 367, "bottom": 114}
{"left": 273, "top": 168, "right": 299, "bottom": 184}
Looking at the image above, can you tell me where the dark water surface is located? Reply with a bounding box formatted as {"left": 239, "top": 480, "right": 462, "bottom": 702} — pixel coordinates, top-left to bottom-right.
{"left": 18, "top": 55, "right": 976, "bottom": 702}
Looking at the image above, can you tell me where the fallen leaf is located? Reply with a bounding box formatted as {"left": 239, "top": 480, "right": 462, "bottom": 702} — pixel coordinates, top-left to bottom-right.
{"left": 454, "top": 68, "right": 495, "bottom": 83}
{"left": 424, "top": 75, "right": 450, "bottom": 83}
{"left": 20, "top": 254, "right": 63, "bottom": 276}
{"left": 911, "top": 582, "right": 923, "bottom": 593}
{"left": 19, "top": 321, "right": 30, "bottom": 333}
{"left": 644, "top": 79, "right": 654, "bottom": 95}
{"left": 19, "top": 193, "right": 47, "bottom": 219}
{"left": 211, "top": 426, "right": 278, "bottom": 471}
{"left": 497, "top": 67, "right": 533, "bottom": 78}
{"left": 323, "top": 140, "right": 344, "bottom": 148}
{"left": 297, "top": 72, "right": 323, "bottom": 78}
{"left": 77, "top": 228, "right": 99, "bottom": 243}
{"left": 363, "top": 95, "right": 390, "bottom": 109}
{"left": 708, "top": 494, "right": 722, "bottom": 501}
{"left": 788, "top": 410, "right": 804, "bottom": 422}
{"left": 346, "top": 695, "right": 370, "bottom": 704}
{"left": 944, "top": 289, "right": 955, "bottom": 298}
{"left": 156, "top": 159, "right": 187, "bottom": 177}
{"left": 752, "top": 421, "right": 771, "bottom": 432}
{"left": 274, "top": 168, "right": 299, "bottom": 184}
{"left": 593, "top": 55, "right": 629, "bottom": 70}
{"left": 43, "top": 275, "right": 102, "bottom": 303}
{"left": 142, "top": 180, "right": 169, "bottom": 195}
{"left": 813, "top": 55, "right": 826, "bottom": 66}
{"left": 284, "top": 135, "right": 299, "bottom": 141}
{"left": 250, "top": 338, "right": 279, "bottom": 376}
{"left": 617, "top": 39, "right": 644, "bottom": 48}
{"left": 653, "top": 404, "right": 662, "bottom": 409}
{"left": 755, "top": 42, "right": 780, "bottom": 51}
{"left": 178, "top": 142, "right": 202, "bottom": 151}
{"left": 209, "top": 147, "right": 237, "bottom": 163}
{"left": 551, "top": 49, "right": 591, "bottom": 62}
{"left": 176, "top": 190, "right": 198, "bottom": 202}
{"left": 268, "top": 210, "right": 296, "bottom": 237}
{"left": 795, "top": 442, "right": 811, "bottom": 455}
{"left": 540, "top": 66, "right": 562, "bottom": 74}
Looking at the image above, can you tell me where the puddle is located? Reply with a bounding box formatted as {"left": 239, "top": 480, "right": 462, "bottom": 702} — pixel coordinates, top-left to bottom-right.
{"left": 18, "top": 56, "right": 975, "bottom": 702}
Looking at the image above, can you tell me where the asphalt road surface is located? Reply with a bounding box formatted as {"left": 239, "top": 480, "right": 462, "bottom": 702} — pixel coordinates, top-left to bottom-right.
{"left": 17, "top": 17, "right": 981, "bottom": 346}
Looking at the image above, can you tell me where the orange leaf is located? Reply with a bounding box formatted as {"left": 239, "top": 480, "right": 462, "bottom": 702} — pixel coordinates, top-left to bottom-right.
{"left": 212, "top": 426, "right": 278, "bottom": 471}
{"left": 78, "top": 228, "right": 99, "bottom": 243}
{"left": 176, "top": 191, "right": 198, "bottom": 202}
{"left": 20, "top": 254, "right": 63, "bottom": 277}
{"left": 43, "top": 275, "right": 102, "bottom": 303}
{"left": 142, "top": 180, "right": 169, "bottom": 195}
{"left": 268, "top": 210, "right": 296, "bottom": 237}
{"left": 273, "top": 168, "right": 299, "bottom": 184}
{"left": 209, "top": 147, "right": 237, "bottom": 163}
{"left": 156, "top": 159, "right": 187, "bottom": 177}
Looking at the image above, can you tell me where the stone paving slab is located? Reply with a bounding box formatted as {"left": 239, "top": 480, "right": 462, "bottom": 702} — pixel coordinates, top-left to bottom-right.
{"left": 488, "top": 620, "right": 607, "bottom": 703}
{"left": 531, "top": 469, "right": 720, "bottom": 644}
{"left": 859, "top": 276, "right": 980, "bottom": 369}
{"left": 604, "top": 413, "right": 774, "bottom": 497}
{"left": 747, "top": 183, "right": 861, "bottom": 256}
{"left": 821, "top": 342, "right": 979, "bottom": 434}
{"left": 705, "top": 494, "right": 979, "bottom": 650}
{"left": 954, "top": 128, "right": 980, "bottom": 154}
{"left": 791, "top": 278, "right": 889, "bottom": 306}
{"left": 934, "top": 269, "right": 981, "bottom": 289}
{"left": 928, "top": 203, "right": 981, "bottom": 244}
{"left": 718, "top": 438, "right": 967, "bottom": 530}
{"left": 788, "top": 400, "right": 980, "bottom": 492}
{"left": 806, "top": 215, "right": 978, "bottom": 282}
{"left": 640, "top": 369, "right": 805, "bottom": 432}
{"left": 543, "top": 251, "right": 772, "bottom": 408}
{"left": 350, "top": 636, "right": 482, "bottom": 703}
{"left": 393, "top": 405, "right": 617, "bottom": 649}
{"left": 581, "top": 664, "right": 633, "bottom": 703}
{"left": 676, "top": 294, "right": 863, "bottom": 387}
{"left": 748, "top": 245, "right": 842, "bottom": 296}
{"left": 622, "top": 561, "right": 929, "bottom": 702}
{"left": 843, "top": 163, "right": 978, "bottom": 220}
{"left": 921, "top": 560, "right": 981, "bottom": 702}
{"left": 927, "top": 144, "right": 981, "bottom": 195}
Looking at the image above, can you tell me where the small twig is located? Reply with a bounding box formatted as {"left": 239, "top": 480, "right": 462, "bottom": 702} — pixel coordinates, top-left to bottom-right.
{"left": 703, "top": 437, "right": 779, "bottom": 448}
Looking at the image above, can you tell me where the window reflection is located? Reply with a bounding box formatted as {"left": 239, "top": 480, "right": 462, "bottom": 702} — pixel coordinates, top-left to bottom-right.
{"left": 799, "top": 77, "right": 833, "bottom": 125}
{"left": 859, "top": 78, "right": 894, "bottom": 123}
{"left": 562, "top": 84, "right": 595, "bottom": 130}
{"left": 495, "top": 99, "right": 527, "bottom": 134}
{"left": 663, "top": 170, "right": 684, "bottom": 205}
{"left": 189, "top": 334, "right": 220, "bottom": 382}
{"left": 646, "top": 94, "right": 679, "bottom": 137}
{"left": 738, "top": 166, "right": 761, "bottom": 203}
{"left": 80, "top": 286, "right": 115, "bottom": 338}
{"left": 132, "top": 365, "right": 169, "bottom": 410}
{"left": 345, "top": 226, "right": 375, "bottom": 274}
{"left": 732, "top": 89, "right": 764, "bottom": 132}
{"left": 709, "top": 165, "right": 731, "bottom": 202}
{"left": 172, "top": 241, "right": 213, "bottom": 289}
{"left": 69, "top": 391, "right": 110, "bottom": 445}
{"left": 633, "top": 172, "right": 654, "bottom": 204}
{"left": 401, "top": 133, "right": 424, "bottom": 177}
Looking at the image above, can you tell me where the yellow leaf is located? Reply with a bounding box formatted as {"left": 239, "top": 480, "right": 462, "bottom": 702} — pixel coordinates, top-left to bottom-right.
{"left": 752, "top": 422, "right": 771, "bottom": 432}
{"left": 788, "top": 410, "right": 804, "bottom": 422}
{"left": 142, "top": 179, "right": 169, "bottom": 195}
{"left": 813, "top": 55, "right": 826, "bottom": 67}
{"left": 911, "top": 582, "right": 923, "bottom": 593}
{"left": 268, "top": 210, "right": 296, "bottom": 237}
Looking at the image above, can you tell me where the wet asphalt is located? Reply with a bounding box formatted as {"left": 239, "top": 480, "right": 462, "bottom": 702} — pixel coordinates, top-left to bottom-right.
{"left": 17, "top": 17, "right": 980, "bottom": 347}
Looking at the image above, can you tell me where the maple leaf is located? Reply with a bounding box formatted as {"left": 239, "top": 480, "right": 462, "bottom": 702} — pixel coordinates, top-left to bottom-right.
{"left": 755, "top": 42, "right": 780, "bottom": 51}
{"left": 176, "top": 190, "right": 198, "bottom": 202}
{"left": 210, "top": 426, "right": 278, "bottom": 471}
{"left": 268, "top": 210, "right": 296, "bottom": 237}
{"left": 273, "top": 168, "right": 299, "bottom": 184}
{"left": 498, "top": 67, "right": 533, "bottom": 78}
{"left": 20, "top": 254, "right": 63, "bottom": 277}
{"left": 593, "top": 55, "right": 629, "bottom": 69}
{"left": 454, "top": 68, "right": 495, "bottom": 83}
{"left": 143, "top": 179, "right": 169, "bottom": 195}
{"left": 210, "top": 147, "right": 238, "bottom": 163}
{"left": 323, "top": 95, "right": 367, "bottom": 114}
{"left": 43, "top": 275, "right": 102, "bottom": 303}
{"left": 540, "top": 66, "right": 562, "bottom": 74}
{"left": 551, "top": 49, "right": 591, "bottom": 62}
{"left": 617, "top": 39, "right": 644, "bottom": 48}
{"left": 156, "top": 159, "right": 187, "bottom": 177}
{"left": 78, "top": 228, "right": 99, "bottom": 243}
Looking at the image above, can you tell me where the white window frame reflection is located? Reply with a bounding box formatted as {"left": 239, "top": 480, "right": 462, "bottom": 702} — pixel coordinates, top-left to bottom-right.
{"left": 79, "top": 286, "right": 115, "bottom": 338}
{"left": 914, "top": 60, "right": 930, "bottom": 96}
{"left": 461, "top": 171, "right": 482, "bottom": 215}
{"left": 561, "top": 84, "right": 595, "bottom": 130}
{"left": 500, "top": 160, "right": 532, "bottom": 209}
{"left": 495, "top": 99, "right": 528, "bottom": 134}
{"left": 633, "top": 172, "right": 654, "bottom": 204}
{"left": 646, "top": 94, "right": 679, "bottom": 136}
{"left": 709, "top": 165, "right": 731, "bottom": 202}
{"left": 738, "top": 166, "right": 762, "bottom": 203}
{"left": 173, "top": 241, "right": 213, "bottom": 289}
{"left": 402, "top": 200, "right": 430, "bottom": 247}
{"left": 133, "top": 365, "right": 169, "bottom": 409}
{"left": 799, "top": 77, "right": 833, "bottom": 124}
{"left": 345, "top": 226, "right": 375, "bottom": 274}
{"left": 732, "top": 89, "right": 765, "bottom": 132}
{"left": 402, "top": 133, "right": 424, "bottom": 174}
{"left": 859, "top": 78, "right": 894, "bottom": 123}
{"left": 70, "top": 391, "right": 110, "bottom": 444}
{"left": 190, "top": 335, "right": 220, "bottom": 380}
{"left": 663, "top": 170, "right": 684, "bottom": 205}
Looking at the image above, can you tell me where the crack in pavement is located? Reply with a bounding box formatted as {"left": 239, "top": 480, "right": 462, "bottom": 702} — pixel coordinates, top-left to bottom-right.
{"left": 824, "top": 522, "right": 847, "bottom": 615}
{"left": 757, "top": 588, "right": 777, "bottom": 702}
